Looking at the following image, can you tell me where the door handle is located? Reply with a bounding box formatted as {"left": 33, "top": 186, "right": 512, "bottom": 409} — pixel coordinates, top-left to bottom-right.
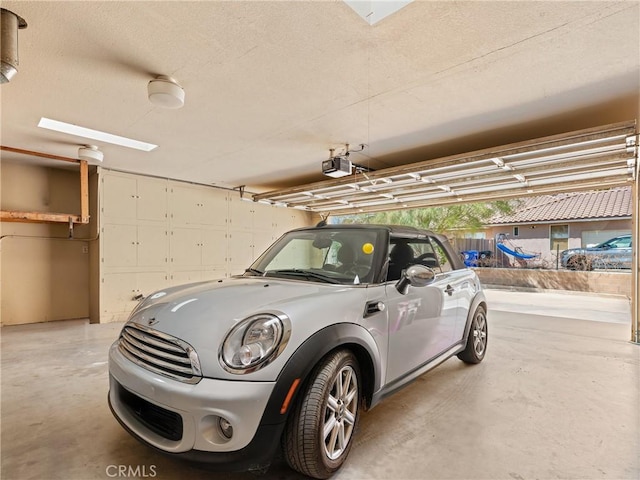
{"left": 444, "top": 284, "right": 454, "bottom": 296}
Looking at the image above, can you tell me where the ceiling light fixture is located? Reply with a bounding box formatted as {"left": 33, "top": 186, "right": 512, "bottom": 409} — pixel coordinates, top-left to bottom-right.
{"left": 78, "top": 145, "right": 103, "bottom": 163}
{"left": 0, "top": 8, "right": 27, "bottom": 84}
{"left": 148, "top": 75, "right": 185, "bottom": 109}
{"left": 38, "top": 118, "right": 157, "bottom": 151}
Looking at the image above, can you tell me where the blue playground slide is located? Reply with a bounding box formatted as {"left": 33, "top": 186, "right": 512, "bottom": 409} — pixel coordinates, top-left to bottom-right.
{"left": 496, "top": 242, "right": 538, "bottom": 259}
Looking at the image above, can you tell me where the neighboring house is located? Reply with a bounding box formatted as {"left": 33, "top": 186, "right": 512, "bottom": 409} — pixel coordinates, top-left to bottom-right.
{"left": 483, "top": 187, "right": 632, "bottom": 267}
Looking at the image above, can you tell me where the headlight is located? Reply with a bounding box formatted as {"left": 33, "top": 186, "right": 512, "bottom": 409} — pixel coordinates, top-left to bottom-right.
{"left": 220, "top": 313, "right": 291, "bottom": 374}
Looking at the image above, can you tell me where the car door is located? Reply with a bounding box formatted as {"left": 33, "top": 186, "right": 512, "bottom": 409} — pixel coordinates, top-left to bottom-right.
{"left": 384, "top": 236, "right": 463, "bottom": 383}
{"left": 605, "top": 236, "right": 632, "bottom": 268}
{"left": 592, "top": 236, "right": 632, "bottom": 269}
{"left": 428, "top": 236, "right": 477, "bottom": 341}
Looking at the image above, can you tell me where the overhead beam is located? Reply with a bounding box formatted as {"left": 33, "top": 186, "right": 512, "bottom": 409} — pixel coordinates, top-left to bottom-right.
{"left": 0, "top": 146, "right": 90, "bottom": 225}
{"left": 253, "top": 121, "right": 636, "bottom": 213}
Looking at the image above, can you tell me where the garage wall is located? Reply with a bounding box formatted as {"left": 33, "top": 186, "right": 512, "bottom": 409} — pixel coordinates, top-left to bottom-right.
{"left": 96, "top": 169, "right": 314, "bottom": 323}
{"left": 0, "top": 163, "right": 91, "bottom": 326}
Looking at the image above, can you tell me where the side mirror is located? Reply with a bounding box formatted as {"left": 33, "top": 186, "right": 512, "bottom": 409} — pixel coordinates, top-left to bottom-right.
{"left": 396, "top": 264, "right": 436, "bottom": 295}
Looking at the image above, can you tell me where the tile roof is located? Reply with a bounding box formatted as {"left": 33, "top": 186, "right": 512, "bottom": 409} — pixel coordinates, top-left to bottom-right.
{"left": 488, "top": 187, "right": 632, "bottom": 225}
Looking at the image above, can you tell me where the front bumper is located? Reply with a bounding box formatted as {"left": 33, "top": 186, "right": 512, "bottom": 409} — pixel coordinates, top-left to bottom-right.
{"left": 108, "top": 342, "right": 283, "bottom": 469}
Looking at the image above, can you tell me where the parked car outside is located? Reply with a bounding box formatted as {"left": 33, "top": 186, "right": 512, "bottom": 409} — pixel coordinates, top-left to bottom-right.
{"left": 560, "top": 234, "right": 632, "bottom": 270}
{"left": 108, "top": 224, "right": 487, "bottom": 479}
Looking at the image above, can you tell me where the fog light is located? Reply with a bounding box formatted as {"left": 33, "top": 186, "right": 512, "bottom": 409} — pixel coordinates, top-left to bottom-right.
{"left": 219, "top": 417, "right": 233, "bottom": 439}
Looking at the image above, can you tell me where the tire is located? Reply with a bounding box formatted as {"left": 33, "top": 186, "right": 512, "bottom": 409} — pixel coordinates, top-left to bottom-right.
{"left": 283, "top": 350, "right": 361, "bottom": 479}
{"left": 457, "top": 305, "right": 488, "bottom": 364}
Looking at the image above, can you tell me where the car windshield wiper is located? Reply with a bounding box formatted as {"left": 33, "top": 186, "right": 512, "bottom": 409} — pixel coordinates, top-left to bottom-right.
{"left": 244, "top": 268, "right": 264, "bottom": 276}
{"left": 264, "top": 269, "right": 340, "bottom": 284}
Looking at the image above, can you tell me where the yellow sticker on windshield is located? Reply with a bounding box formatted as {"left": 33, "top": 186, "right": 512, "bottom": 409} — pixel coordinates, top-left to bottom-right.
{"left": 362, "top": 243, "right": 374, "bottom": 255}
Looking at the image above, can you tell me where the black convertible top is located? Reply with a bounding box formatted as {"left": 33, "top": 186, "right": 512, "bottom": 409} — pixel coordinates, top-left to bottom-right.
{"left": 294, "top": 223, "right": 465, "bottom": 271}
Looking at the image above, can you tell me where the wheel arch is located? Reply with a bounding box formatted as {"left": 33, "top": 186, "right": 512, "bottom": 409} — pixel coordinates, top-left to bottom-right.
{"left": 462, "top": 292, "right": 487, "bottom": 347}
{"left": 258, "top": 323, "right": 381, "bottom": 427}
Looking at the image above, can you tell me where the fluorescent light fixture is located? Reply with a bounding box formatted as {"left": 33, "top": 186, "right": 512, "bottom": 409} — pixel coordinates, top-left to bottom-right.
{"left": 38, "top": 118, "right": 158, "bottom": 151}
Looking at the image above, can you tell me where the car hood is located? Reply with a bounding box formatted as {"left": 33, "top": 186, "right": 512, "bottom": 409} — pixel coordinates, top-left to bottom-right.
{"left": 123, "top": 276, "right": 372, "bottom": 380}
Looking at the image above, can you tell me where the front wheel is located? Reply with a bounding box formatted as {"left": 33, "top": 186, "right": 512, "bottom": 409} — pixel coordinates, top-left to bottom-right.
{"left": 458, "top": 305, "right": 488, "bottom": 364}
{"left": 283, "top": 350, "right": 361, "bottom": 479}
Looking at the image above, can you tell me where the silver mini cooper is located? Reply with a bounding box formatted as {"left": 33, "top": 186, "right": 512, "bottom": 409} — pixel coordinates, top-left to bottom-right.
{"left": 108, "top": 224, "right": 488, "bottom": 478}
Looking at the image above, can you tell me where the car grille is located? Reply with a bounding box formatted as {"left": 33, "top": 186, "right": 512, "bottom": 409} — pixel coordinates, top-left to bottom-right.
{"left": 117, "top": 383, "right": 183, "bottom": 441}
{"left": 118, "top": 323, "right": 202, "bottom": 384}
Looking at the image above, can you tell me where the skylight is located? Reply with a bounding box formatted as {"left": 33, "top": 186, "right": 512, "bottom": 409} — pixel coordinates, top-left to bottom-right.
{"left": 343, "top": 0, "right": 414, "bottom": 25}
{"left": 38, "top": 118, "right": 158, "bottom": 152}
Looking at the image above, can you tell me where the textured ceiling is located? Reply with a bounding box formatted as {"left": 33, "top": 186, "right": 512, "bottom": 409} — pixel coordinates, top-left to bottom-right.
{"left": 1, "top": 1, "right": 638, "bottom": 195}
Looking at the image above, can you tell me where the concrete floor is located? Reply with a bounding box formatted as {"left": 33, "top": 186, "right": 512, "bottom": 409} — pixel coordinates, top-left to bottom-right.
{"left": 1, "top": 290, "right": 638, "bottom": 480}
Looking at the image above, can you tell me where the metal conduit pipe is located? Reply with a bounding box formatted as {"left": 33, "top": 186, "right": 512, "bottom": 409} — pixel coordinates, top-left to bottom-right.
{"left": 0, "top": 8, "right": 27, "bottom": 83}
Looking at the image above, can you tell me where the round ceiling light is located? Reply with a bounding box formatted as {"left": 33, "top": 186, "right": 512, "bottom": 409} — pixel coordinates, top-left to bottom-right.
{"left": 78, "top": 145, "right": 104, "bottom": 163}
{"left": 148, "top": 75, "right": 185, "bottom": 109}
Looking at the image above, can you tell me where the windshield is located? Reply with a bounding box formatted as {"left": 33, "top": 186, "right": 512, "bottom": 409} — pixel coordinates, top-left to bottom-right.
{"left": 246, "top": 227, "right": 386, "bottom": 285}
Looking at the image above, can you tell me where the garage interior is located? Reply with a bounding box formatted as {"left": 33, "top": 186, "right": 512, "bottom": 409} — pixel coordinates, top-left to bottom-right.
{"left": 1, "top": 1, "right": 639, "bottom": 479}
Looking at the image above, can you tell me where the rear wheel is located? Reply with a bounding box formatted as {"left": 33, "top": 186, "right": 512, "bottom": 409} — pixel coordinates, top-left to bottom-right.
{"left": 458, "top": 305, "right": 488, "bottom": 364}
{"left": 283, "top": 350, "right": 361, "bottom": 479}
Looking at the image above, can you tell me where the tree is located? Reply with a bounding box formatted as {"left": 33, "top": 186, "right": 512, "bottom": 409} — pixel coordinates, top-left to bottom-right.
{"left": 336, "top": 200, "right": 515, "bottom": 235}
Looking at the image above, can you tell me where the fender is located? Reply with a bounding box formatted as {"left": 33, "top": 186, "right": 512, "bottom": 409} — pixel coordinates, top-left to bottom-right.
{"left": 258, "top": 322, "right": 382, "bottom": 426}
{"left": 461, "top": 291, "right": 488, "bottom": 346}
